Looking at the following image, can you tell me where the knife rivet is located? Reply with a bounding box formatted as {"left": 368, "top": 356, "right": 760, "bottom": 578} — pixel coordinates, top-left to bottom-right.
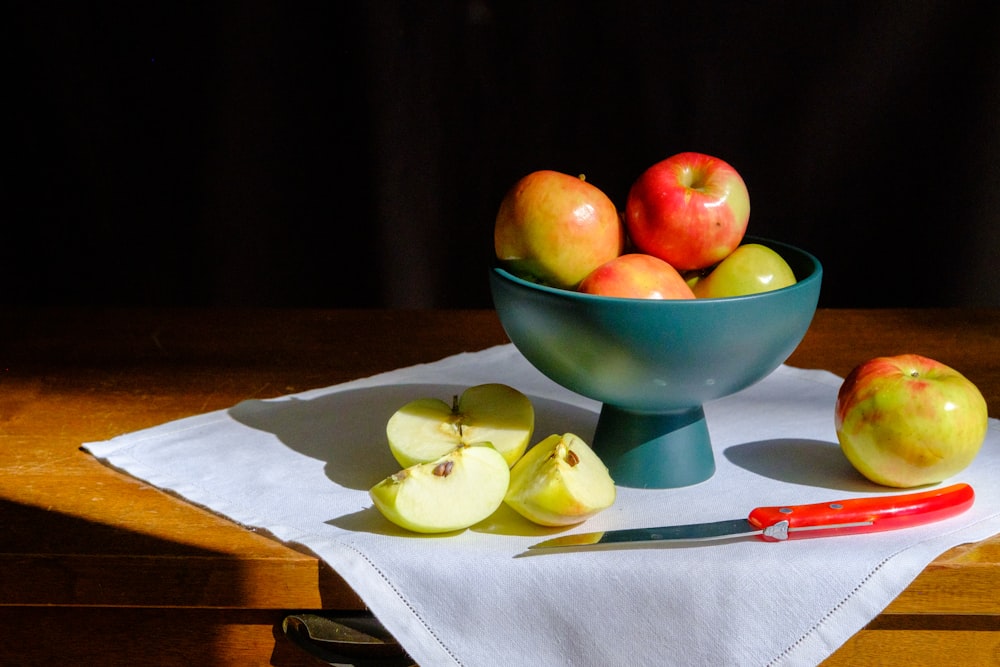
{"left": 829, "top": 503, "right": 843, "bottom": 509}
{"left": 779, "top": 507, "right": 792, "bottom": 514}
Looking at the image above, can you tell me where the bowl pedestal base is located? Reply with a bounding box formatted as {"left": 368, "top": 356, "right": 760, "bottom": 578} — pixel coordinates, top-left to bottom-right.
{"left": 592, "top": 404, "right": 716, "bottom": 489}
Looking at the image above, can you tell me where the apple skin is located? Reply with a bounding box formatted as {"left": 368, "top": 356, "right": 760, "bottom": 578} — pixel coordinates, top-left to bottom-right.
{"left": 834, "top": 354, "right": 989, "bottom": 488}
{"left": 578, "top": 253, "right": 696, "bottom": 300}
{"left": 494, "top": 170, "right": 624, "bottom": 289}
{"left": 624, "top": 152, "right": 750, "bottom": 271}
{"left": 691, "top": 243, "right": 796, "bottom": 298}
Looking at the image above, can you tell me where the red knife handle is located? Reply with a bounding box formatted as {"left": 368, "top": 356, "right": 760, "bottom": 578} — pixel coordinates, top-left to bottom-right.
{"left": 748, "top": 483, "right": 975, "bottom": 542}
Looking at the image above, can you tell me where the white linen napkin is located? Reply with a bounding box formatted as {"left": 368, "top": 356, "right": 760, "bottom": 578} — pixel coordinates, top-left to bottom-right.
{"left": 83, "top": 344, "right": 1000, "bottom": 666}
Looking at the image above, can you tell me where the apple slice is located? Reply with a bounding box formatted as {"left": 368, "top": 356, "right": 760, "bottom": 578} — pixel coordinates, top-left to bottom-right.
{"left": 369, "top": 443, "right": 511, "bottom": 533}
{"left": 504, "top": 433, "right": 616, "bottom": 527}
{"left": 386, "top": 383, "right": 534, "bottom": 468}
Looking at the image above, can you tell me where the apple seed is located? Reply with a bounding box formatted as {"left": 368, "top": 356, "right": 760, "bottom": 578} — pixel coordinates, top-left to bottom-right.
{"left": 565, "top": 450, "right": 580, "bottom": 467}
{"left": 433, "top": 460, "right": 455, "bottom": 477}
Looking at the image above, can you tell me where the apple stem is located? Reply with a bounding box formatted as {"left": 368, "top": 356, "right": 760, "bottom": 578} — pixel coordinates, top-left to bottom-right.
{"left": 448, "top": 395, "right": 470, "bottom": 439}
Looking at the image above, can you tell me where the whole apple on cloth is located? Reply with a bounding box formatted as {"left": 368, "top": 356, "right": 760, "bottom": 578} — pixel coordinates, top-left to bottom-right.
{"left": 836, "top": 354, "right": 989, "bottom": 488}
{"left": 82, "top": 344, "right": 1000, "bottom": 667}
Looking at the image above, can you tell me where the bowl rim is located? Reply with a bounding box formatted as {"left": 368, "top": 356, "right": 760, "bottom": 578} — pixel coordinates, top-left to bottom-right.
{"left": 491, "top": 236, "right": 821, "bottom": 305}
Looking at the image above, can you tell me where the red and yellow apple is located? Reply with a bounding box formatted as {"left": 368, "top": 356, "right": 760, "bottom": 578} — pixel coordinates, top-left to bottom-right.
{"left": 835, "top": 354, "right": 989, "bottom": 488}
{"left": 624, "top": 152, "right": 750, "bottom": 271}
{"left": 577, "top": 253, "right": 696, "bottom": 300}
{"left": 494, "top": 170, "right": 624, "bottom": 289}
{"left": 691, "top": 243, "right": 796, "bottom": 298}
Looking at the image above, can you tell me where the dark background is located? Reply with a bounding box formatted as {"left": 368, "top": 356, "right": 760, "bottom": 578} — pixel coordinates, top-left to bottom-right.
{"left": 8, "top": 1, "right": 1000, "bottom": 308}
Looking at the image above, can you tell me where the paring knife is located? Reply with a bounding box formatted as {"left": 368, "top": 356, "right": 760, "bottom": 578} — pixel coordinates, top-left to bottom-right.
{"left": 528, "top": 483, "right": 974, "bottom": 550}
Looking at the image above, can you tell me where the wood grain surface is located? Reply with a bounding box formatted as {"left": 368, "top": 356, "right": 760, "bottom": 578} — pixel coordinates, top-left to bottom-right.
{"left": 2, "top": 308, "right": 998, "bottom": 665}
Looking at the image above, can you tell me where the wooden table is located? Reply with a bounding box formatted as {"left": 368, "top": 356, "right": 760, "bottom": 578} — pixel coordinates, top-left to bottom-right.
{"left": 2, "top": 308, "right": 999, "bottom": 665}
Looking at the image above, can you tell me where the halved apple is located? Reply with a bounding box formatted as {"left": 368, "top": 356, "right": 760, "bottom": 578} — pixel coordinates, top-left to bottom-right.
{"left": 369, "top": 443, "right": 511, "bottom": 533}
{"left": 504, "top": 433, "right": 616, "bottom": 527}
{"left": 385, "top": 383, "right": 534, "bottom": 468}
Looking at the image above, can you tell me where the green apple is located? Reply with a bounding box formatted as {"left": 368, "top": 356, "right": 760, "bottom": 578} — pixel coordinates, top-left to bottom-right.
{"left": 577, "top": 253, "right": 696, "bottom": 300}
{"left": 386, "top": 383, "right": 534, "bottom": 468}
{"left": 504, "top": 433, "right": 616, "bottom": 526}
{"left": 494, "top": 170, "right": 624, "bottom": 289}
{"left": 369, "top": 443, "right": 511, "bottom": 533}
{"left": 691, "top": 243, "right": 796, "bottom": 298}
{"left": 835, "top": 354, "right": 989, "bottom": 488}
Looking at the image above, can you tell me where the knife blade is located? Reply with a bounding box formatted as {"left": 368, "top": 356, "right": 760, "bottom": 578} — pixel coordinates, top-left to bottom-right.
{"left": 528, "top": 483, "right": 974, "bottom": 550}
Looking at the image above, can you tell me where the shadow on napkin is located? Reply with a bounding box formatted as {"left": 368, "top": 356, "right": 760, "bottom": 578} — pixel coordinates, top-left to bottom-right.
{"left": 228, "top": 383, "right": 599, "bottom": 492}
{"left": 723, "top": 438, "right": 885, "bottom": 492}
{"left": 325, "top": 501, "right": 570, "bottom": 539}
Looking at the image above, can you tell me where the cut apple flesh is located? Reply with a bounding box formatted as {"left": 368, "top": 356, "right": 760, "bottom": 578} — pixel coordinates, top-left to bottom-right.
{"left": 505, "top": 433, "right": 616, "bottom": 527}
{"left": 385, "top": 397, "right": 459, "bottom": 465}
{"left": 370, "top": 443, "right": 511, "bottom": 534}
{"left": 386, "top": 383, "right": 534, "bottom": 468}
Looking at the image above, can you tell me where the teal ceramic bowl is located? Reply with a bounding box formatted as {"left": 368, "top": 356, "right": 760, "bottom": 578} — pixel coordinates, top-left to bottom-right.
{"left": 489, "top": 237, "right": 822, "bottom": 489}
